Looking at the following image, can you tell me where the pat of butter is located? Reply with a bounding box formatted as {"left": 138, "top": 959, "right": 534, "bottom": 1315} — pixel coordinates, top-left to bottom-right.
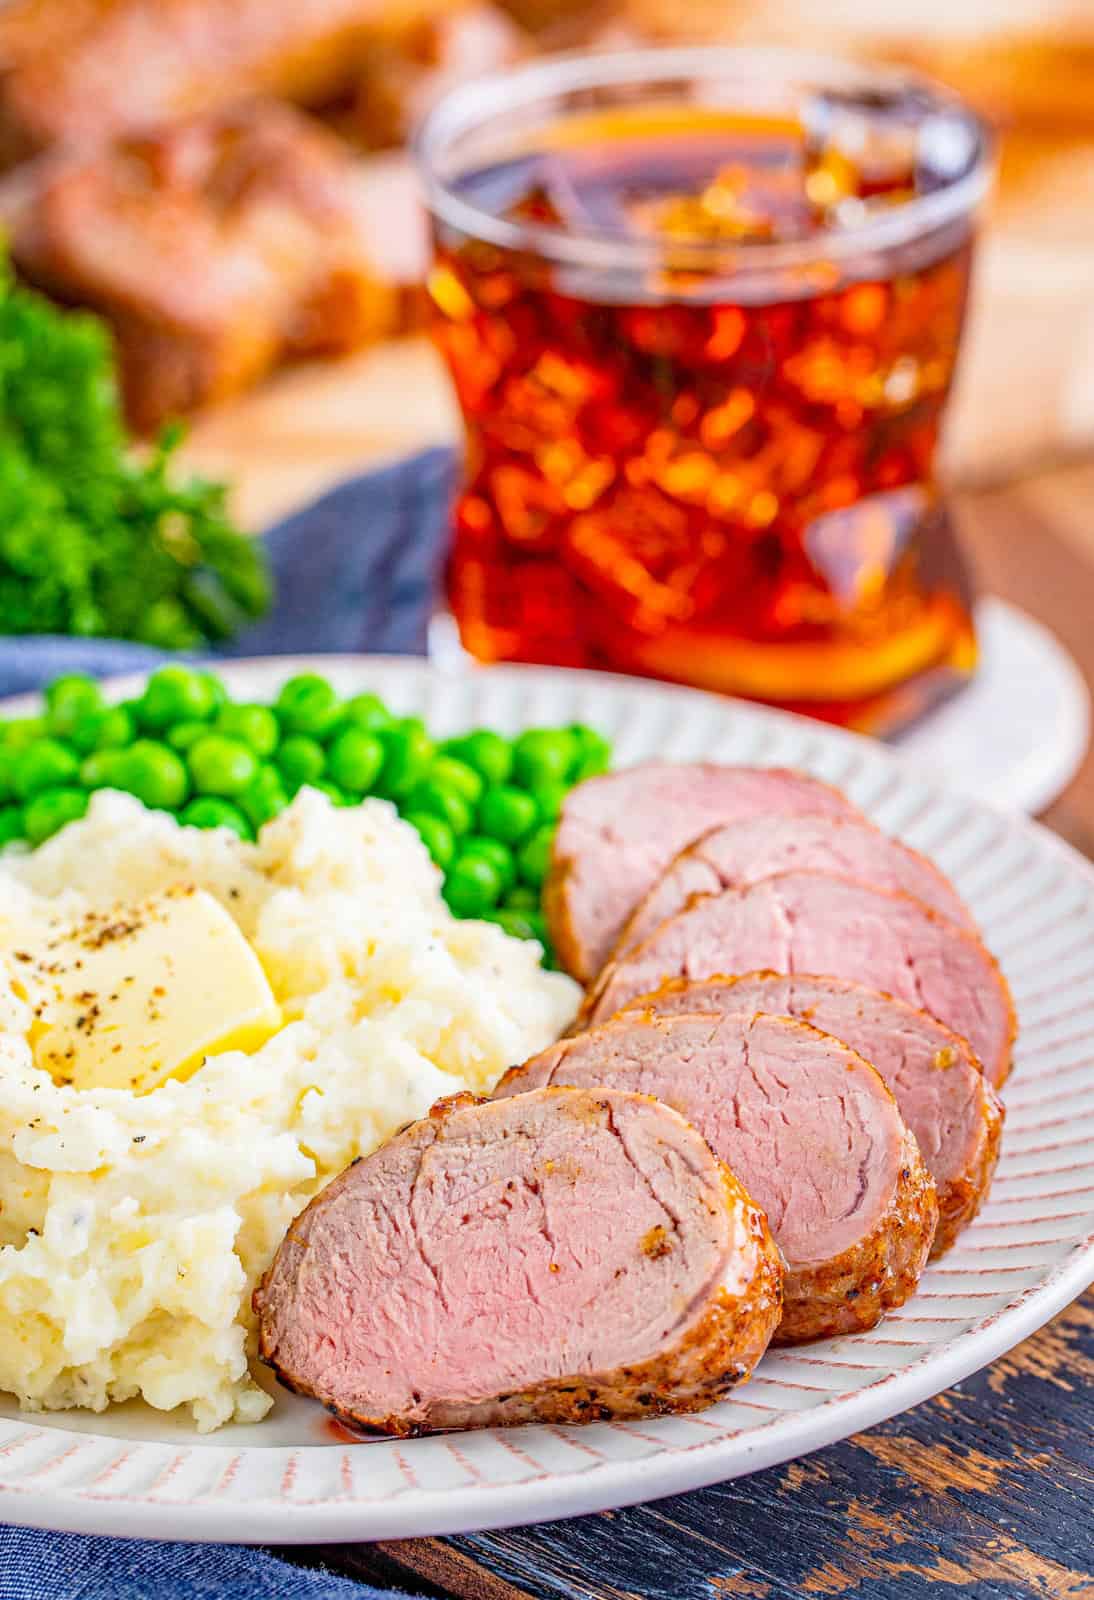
{"left": 24, "top": 887, "right": 280, "bottom": 1093}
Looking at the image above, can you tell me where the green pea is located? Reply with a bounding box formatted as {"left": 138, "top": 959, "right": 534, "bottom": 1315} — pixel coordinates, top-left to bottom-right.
{"left": 136, "top": 665, "right": 219, "bottom": 730}
{"left": 93, "top": 706, "right": 136, "bottom": 750}
{"left": 375, "top": 720, "right": 434, "bottom": 799}
{"left": 199, "top": 673, "right": 228, "bottom": 712}
{"left": 188, "top": 735, "right": 258, "bottom": 798}
{"left": 117, "top": 741, "right": 190, "bottom": 810}
{"left": 240, "top": 765, "right": 288, "bottom": 830}
{"left": 63, "top": 710, "right": 109, "bottom": 755}
{"left": 80, "top": 750, "right": 128, "bottom": 790}
{"left": 276, "top": 674, "right": 341, "bottom": 738}
{"left": 180, "top": 797, "right": 253, "bottom": 840}
{"left": 568, "top": 724, "right": 612, "bottom": 780}
{"left": 478, "top": 784, "right": 538, "bottom": 844}
{"left": 458, "top": 834, "right": 516, "bottom": 892}
{"left": 339, "top": 692, "right": 392, "bottom": 735}
{"left": 404, "top": 778, "right": 473, "bottom": 837}
{"left": 0, "top": 746, "right": 16, "bottom": 802}
{"left": 504, "top": 885, "right": 540, "bottom": 911}
{"left": 5, "top": 718, "right": 47, "bottom": 749}
{"left": 24, "top": 786, "right": 89, "bottom": 846}
{"left": 166, "top": 719, "right": 209, "bottom": 753}
{"left": 0, "top": 804, "right": 24, "bottom": 846}
{"left": 305, "top": 779, "right": 352, "bottom": 806}
{"left": 404, "top": 810, "right": 456, "bottom": 869}
{"left": 484, "top": 907, "right": 540, "bottom": 943}
{"left": 512, "top": 728, "right": 577, "bottom": 790}
{"left": 327, "top": 729, "right": 384, "bottom": 794}
{"left": 516, "top": 824, "right": 554, "bottom": 887}
{"left": 531, "top": 780, "right": 568, "bottom": 824}
{"left": 427, "top": 755, "right": 484, "bottom": 807}
{"left": 443, "top": 853, "right": 503, "bottom": 917}
{"left": 276, "top": 735, "right": 326, "bottom": 789}
{"left": 444, "top": 730, "right": 512, "bottom": 786}
{"left": 45, "top": 676, "right": 104, "bottom": 742}
{"left": 215, "top": 703, "right": 279, "bottom": 758}
{"left": 572, "top": 751, "right": 611, "bottom": 782}
{"left": 12, "top": 739, "right": 80, "bottom": 801}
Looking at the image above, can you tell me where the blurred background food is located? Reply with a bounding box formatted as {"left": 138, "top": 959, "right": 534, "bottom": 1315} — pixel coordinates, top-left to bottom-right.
{"left": 0, "top": 0, "right": 1090, "bottom": 524}
{"left": 5, "top": 102, "right": 397, "bottom": 431}
{"left": 0, "top": 258, "right": 269, "bottom": 646}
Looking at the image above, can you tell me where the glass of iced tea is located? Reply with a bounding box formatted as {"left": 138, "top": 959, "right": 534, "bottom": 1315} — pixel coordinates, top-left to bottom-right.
{"left": 416, "top": 48, "right": 991, "bottom": 731}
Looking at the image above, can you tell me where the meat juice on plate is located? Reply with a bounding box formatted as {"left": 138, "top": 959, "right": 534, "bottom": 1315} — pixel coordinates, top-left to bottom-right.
{"left": 426, "top": 80, "right": 988, "bottom": 731}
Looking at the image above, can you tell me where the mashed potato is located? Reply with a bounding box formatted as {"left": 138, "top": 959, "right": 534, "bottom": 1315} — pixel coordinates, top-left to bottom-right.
{"left": 0, "top": 789, "right": 579, "bottom": 1430}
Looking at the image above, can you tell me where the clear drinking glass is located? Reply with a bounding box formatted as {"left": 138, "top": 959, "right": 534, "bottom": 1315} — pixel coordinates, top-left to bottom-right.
{"left": 416, "top": 47, "right": 991, "bottom": 732}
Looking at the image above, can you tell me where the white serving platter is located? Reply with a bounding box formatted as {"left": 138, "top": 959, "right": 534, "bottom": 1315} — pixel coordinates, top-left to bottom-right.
{"left": 1, "top": 656, "right": 1091, "bottom": 1544}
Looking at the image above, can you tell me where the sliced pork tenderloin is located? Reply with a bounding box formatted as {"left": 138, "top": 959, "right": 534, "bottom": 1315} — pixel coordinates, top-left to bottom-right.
{"left": 583, "top": 871, "right": 1015, "bottom": 1086}
{"left": 621, "top": 974, "right": 1003, "bottom": 1256}
{"left": 545, "top": 763, "right": 859, "bottom": 983}
{"left": 255, "top": 1087, "right": 783, "bottom": 1436}
{"left": 613, "top": 813, "right": 975, "bottom": 962}
{"left": 498, "top": 1012, "right": 937, "bottom": 1342}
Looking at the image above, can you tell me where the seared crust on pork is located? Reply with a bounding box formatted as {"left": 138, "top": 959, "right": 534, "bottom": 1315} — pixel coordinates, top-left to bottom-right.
{"left": 778, "top": 1123, "right": 936, "bottom": 1342}
{"left": 255, "top": 1087, "right": 783, "bottom": 1436}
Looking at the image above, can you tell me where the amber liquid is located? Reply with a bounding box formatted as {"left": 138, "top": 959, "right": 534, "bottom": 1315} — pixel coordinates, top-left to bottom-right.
{"left": 429, "top": 107, "right": 978, "bottom": 730}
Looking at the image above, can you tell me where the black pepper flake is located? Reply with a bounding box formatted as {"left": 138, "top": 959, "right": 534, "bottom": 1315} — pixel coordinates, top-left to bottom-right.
{"left": 81, "top": 916, "right": 143, "bottom": 950}
{"left": 132, "top": 1135, "right": 146, "bottom": 1144}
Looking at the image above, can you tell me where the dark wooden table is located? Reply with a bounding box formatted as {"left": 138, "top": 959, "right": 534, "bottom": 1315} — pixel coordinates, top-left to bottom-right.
{"left": 286, "top": 456, "right": 1094, "bottom": 1600}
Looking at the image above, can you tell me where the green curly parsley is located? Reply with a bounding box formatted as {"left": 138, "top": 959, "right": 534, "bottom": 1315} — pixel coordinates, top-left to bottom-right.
{"left": 0, "top": 259, "right": 271, "bottom": 647}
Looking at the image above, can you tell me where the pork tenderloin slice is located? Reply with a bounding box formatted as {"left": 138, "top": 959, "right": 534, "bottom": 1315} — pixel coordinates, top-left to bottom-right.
{"left": 499, "top": 1013, "right": 937, "bottom": 1342}
{"left": 255, "top": 1086, "right": 783, "bottom": 1436}
{"left": 613, "top": 813, "right": 975, "bottom": 962}
{"left": 546, "top": 763, "right": 858, "bottom": 983}
{"left": 583, "top": 871, "right": 1015, "bottom": 1086}
{"left": 620, "top": 974, "right": 1004, "bottom": 1256}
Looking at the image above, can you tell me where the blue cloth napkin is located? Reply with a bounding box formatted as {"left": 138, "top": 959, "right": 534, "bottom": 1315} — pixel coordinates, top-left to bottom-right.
{"left": 0, "top": 448, "right": 454, "bottom": 1595}
{"left": 0, "top": 446, "right": 456, "bottom": 698}
{"left": 0, "top": 1527, "right": 414, "bottom": 1599}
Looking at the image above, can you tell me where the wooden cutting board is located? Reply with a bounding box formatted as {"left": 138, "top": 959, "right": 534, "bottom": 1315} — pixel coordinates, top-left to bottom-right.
{"left": 178, "top": 129, "right": 1094, "bottom": 531}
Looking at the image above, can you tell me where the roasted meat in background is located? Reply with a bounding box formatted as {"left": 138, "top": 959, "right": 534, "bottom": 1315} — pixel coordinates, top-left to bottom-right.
{"left": 4, "top": 102, "right": 397, "bottom": 431}
{"left": 0, "top": 0, "right": 457, "bottom": 166}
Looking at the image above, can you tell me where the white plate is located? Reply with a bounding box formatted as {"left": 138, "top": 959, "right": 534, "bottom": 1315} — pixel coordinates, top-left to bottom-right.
{"left": 2, "top": 657, "right": 1092, "bottom": 1545}
{"left": 894, "top": 598, "right": 1090, "bottom": 817}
